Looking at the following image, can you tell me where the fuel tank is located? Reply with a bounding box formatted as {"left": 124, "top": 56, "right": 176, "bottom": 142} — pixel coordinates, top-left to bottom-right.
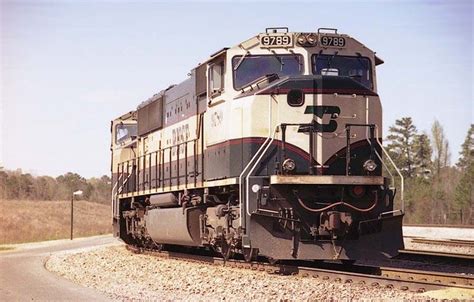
{"left": 145, "top": 207, "right": 204, "bottom": 246}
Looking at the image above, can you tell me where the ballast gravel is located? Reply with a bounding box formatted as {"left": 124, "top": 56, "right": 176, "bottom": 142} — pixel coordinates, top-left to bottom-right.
{"left": 46, "top": 245, "right": 422, "bottom": 301}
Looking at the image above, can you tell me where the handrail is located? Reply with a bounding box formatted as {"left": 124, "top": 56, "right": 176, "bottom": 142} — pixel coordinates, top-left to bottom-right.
{"left": 363, "top": 96, "right": 402, "bottom": 212}
{"left": 117, "top": 172, "right": 133, "bottom": 194}
{"left": 365, "top": 131, "right": 395, "bottom": 182}
{"left": 112, "top": 171, "right": 135, "bottom": 219}
{"left": 117, "top": 137, "right": 200, "bottom": 193}
{"left": 374, "top": 125, "right": 404, "bottom": 213}
{"left": 243, "top": 125, "right": 280, "bottom": 217}
{"left": 240, "top": 73, "right": 279, "bottom": 92}
{"left": 239, "top": 125, "right": 279, "bottom": 228}
{"left": 111, "top": 173, "right": 124, "bottom": 219}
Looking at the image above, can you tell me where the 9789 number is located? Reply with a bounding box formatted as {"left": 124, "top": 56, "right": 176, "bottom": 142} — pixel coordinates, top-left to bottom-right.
{"left": 261, "top": 35, "right": 292, "bottom": 47}
{"left": 320, "top": 36, "right": 346, "bottom": 48}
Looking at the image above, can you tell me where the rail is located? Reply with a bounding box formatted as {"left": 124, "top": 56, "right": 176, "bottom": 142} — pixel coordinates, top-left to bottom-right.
{"left": 128, "top": 245, "right": 474, "bottom": 292}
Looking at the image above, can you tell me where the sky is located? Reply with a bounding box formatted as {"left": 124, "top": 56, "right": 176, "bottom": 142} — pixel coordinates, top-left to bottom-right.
{"left": 0, "top": 0, "right": 472, "bottom": 178}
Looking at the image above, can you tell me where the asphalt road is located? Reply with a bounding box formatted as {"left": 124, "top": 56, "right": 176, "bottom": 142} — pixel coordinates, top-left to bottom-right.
{"left": 0, "top": 235, "right": 120, "bottom": 301}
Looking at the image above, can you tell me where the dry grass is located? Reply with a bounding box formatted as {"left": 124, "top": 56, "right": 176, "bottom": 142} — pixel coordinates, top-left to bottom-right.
{"left": 0, "top": 199, "right": 112, "bottom": 244}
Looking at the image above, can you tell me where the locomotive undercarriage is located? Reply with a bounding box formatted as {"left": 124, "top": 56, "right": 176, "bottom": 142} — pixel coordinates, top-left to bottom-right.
{"left": 116, "top": 180, "right": 403, "bottom": 262}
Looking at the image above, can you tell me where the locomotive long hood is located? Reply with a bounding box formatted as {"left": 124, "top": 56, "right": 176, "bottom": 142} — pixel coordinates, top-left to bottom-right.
{"left": 238, "top": 75, "right": 378, "bottom": 98}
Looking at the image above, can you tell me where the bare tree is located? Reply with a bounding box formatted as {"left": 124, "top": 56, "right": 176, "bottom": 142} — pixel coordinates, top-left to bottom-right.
{"left": 431, "top": 120, "right": 450, "bottom": 176}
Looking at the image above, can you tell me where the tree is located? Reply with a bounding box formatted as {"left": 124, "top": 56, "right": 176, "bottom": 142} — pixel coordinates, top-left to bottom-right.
{"left": 87, "top": 175, "right": 111, "bottom": 204}
{"left": 453, "top": 161, "right": 473, "bottom": 224}
{"left": 413, "top": 133, "right": 432, "bottom": 177}
{"left": 457, "top": 124, "right": 474, "bottom": 171}
{"left": 453, "top": 125, "right": 474, "bottom": 223}
{"left": 431, "top": 120, "right": 450, "bottom": 176}
{"left": 386, "top": 117, "right": 418, "bottom": 178}
{"left": 0, "top": 169, "right": 111, "bottom": 203}
{"left": 32, "top": 176, "right": 57, "bottom": 200}
{"left": 0, "top": 171, "right": 8, "bottom": 200}
{"left": 56, "top": 172, "right": 88, "bottom": 200}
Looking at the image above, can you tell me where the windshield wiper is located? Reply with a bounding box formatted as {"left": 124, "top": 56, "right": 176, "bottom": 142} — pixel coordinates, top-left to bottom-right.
{"left": 328, "top": 51, "right": 339, "bottom": 69}
{"left": 291, "top": 51, "right": 303, "bottom": 71}
{"left": 234, "top": 51, "right": 250, "bottom": 71}
{"left": 355, "top": 52, "right": 367, "bottom": 69}
{"left": 270, "top": 50, "right": 284, "bottom": 71}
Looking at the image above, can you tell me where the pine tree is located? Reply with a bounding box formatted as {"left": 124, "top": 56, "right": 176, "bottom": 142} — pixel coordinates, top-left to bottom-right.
{"left": 457, "top": 124, "right": 474, "bottom": 171}
{"left": 453, "top": 125, "right": 474, "bottom": 223}
{"left": 413, "top": 133, "right": 432, "bottom": 177}
{"left": 386, "top": 117, "right": 418, "bottom": 178}
{"left": 454, "top": 161, "right": 473, "bottom": 223}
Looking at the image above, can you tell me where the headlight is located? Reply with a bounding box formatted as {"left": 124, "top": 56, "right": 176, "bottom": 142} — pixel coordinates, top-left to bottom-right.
{"left": 296, "top": 34, "right": 307, "bottom": 46}
{"left": 363, "top": 159, "right": 377, "bottom": 172}
{"left": 306, "top": 34, "right": 317, "bottom": 46}
{"left": 282, "top": 158, "right": 296, "bottom": 172}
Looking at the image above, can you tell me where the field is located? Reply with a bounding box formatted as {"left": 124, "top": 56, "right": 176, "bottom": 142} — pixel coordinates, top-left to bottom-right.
{"left": 0, "top": 200, "right": 112, "bottom": 244}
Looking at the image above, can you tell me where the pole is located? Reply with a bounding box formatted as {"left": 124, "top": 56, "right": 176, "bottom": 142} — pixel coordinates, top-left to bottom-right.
{"left": 70, "top": 194, "right": 74, "bottom": 240}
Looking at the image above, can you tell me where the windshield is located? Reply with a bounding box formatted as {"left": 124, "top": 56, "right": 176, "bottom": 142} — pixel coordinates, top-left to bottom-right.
{"left": 312, "top": 55, "right": 373, "bottom": 89}
{"left": 115, "top": 123, "right": 137, "bottom": 144}
{"left": 232, "top": 54, "right": 303, "bottom": 90}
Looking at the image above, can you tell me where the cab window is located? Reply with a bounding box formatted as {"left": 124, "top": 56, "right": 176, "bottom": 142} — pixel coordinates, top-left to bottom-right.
{"left": 312, "top": 54, "right": 373, "bottom": 89}
{"left": 232, "top": 54, "right": 303, "bottom": 90}
{"left": 115, "top": 124, "right": 137, "bottom": 144}
{"left": 209, "top": 61, "right": 225, "bottom": 97}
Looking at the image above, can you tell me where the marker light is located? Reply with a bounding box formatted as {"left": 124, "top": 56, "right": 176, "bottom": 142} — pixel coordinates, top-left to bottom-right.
{"left": 363, "top": 159, "right": 377, "bottom": 172}
{"left": 282, "top": 158, "right": 296, "bottom": 172}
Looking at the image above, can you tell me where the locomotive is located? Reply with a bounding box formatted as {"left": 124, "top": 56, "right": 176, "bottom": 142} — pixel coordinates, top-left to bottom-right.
{"left": 111, "top": 27, "right": 404, "bottom": 262}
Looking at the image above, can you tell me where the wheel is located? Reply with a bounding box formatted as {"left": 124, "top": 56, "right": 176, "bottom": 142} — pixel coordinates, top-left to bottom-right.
{"left": 243, "top": 247, "right": 257, "bottom": 262}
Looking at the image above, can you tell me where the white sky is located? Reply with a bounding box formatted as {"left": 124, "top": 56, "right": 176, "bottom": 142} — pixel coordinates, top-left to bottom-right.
{"left": 1, "top": 0, "right": 472, "bottom": 177}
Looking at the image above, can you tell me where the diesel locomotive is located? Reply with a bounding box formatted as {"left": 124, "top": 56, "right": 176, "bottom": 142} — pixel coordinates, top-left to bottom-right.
{"left": 111, "top": 27, "right": 405, "bottom": 261}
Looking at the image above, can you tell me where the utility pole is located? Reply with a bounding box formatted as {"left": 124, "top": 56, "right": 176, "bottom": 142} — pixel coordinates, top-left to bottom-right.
{"left": 71, "top": 190, "right": 83, "bottom": 240}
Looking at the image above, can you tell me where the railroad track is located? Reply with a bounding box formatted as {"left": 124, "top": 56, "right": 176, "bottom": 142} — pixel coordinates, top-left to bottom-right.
{"left": 396, "top": 249, "right": 474, "bottom": 270}
{"left": 126, "top": 245, "right": 474, "bottom": 293}
{"left": 404, "top": 224, "right": 474, "bottom": 229}
{"left": 405, "top": 236, "right": 474, "bottom": 248}
{"left": 400, "top": 249, "right": 474, "bottom": 260}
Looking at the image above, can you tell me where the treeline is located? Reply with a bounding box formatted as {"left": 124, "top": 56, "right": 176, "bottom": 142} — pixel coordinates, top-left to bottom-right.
{"left": 0, "top": 120, "right": 472, "bottom": 224}
{"left": 385, "top": 119, "right": 473, "bottom": 225}
{"left": 0, "top": 171, "right": 111, "bottom": 204}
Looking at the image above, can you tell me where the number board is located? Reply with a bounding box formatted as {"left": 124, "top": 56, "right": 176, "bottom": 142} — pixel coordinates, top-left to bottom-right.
{"left": 260, "top": 34, "right": 293, "bottom": 48}
{"left": 320, "top": 35, "right": 346, "bottom": 48}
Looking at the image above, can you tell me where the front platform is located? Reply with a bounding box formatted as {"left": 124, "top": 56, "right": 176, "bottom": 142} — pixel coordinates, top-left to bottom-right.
{"left": 270, "top": 175, "right": 385, "bottom": 185}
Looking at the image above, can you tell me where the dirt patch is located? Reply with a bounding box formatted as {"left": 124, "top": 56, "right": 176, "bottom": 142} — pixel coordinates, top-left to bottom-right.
{"left": 0, "top": 199, "right": 112, "bottom": 244}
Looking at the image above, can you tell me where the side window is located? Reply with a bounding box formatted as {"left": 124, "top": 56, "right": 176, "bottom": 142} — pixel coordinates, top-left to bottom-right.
{"left": 209, "top": 61, "right": 224, "bottom": 98}
{"left": 115, "top": 123, "right": 137, "bottom": 145}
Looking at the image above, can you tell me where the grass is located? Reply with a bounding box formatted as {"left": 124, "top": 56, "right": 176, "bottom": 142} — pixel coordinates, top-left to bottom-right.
{"left": 0, "top": 199, "right": 112, "bottom": 245}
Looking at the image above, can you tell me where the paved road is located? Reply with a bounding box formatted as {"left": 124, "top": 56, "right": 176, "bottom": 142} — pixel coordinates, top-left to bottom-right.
{"left": 0, "top": 235, "right": 120, "bottom": 301}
